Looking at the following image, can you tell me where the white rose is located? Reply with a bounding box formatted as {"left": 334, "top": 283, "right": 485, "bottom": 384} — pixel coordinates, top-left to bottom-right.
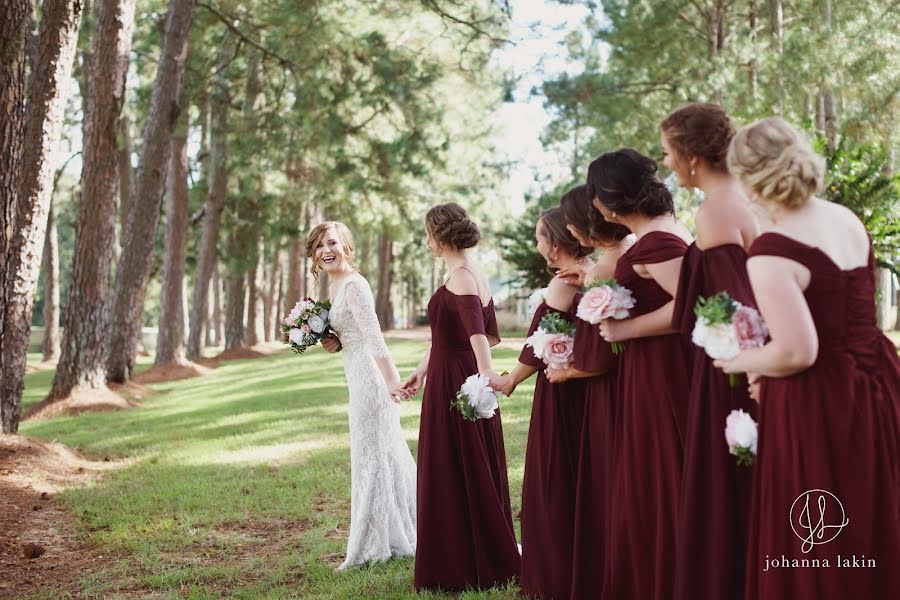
{"left": 288, "top": 328, "right": 305, "bottom": 345}
{"left": 725, "top": 409, "right": 758, "bottom": 454}
{"left": 525, "top": 327, "right": 551, "bottom": 361}
{"left": 308, "top": 314, "right": 326, "bottom": 334}
{"left": 527, "top": 288, "right": 547, "bottom": 317}
{"left": 691, "top": 317, "right": 710, "bottom": 347}
{"left": 700, "top": 322, "right": 740, "bottom": 360}
{"left": 319, "top": 308, "right": 329, "bottom": 321}
{"left": 459, "top": 374, "right": 498, "bottom": 419}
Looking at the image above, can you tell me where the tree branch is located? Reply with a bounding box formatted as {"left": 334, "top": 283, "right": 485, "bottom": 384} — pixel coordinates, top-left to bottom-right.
{"left": 421, "top": 0, "right": 513, "bottom": 46}
{"left": 198, "top": 1, "right": 298, "bottom": 70}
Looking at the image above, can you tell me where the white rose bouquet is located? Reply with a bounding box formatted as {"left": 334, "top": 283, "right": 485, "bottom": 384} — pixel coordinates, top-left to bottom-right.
{"left": 724, "top": 409, "right": 758, "bottom": 466}
{"left": 451, "top": 374, "right": 500, "bottom": 421}
{"left": 281, "top": 298, "right": 333, "bottom": 354}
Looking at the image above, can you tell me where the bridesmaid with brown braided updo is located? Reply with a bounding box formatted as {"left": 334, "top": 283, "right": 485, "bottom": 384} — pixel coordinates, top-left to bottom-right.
{"left": 660, "top": 103, "right": 760, "bottom": 600}
{"left": 495, "top": 207, "right": 591, "bottom": 600}
{"left": 402, "top": 203, "right": 520, "bottom": 593}
{"left": 549, "top": 184, "right": 632, "bottom": 600}
{"left": 588, "top": 149, "right": 693, "bottom": 600}
{"left": 716, "top": 117, "right": 900, "bottom": 600}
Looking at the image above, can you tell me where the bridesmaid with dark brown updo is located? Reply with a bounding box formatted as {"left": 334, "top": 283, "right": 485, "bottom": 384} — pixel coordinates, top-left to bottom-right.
{"left": 588, "top": 149, "right": 693, "bottom": 600}
{"left": 402, "top": 203, "right": 520, "bottom": 593}
{"left": 549, "top": 184, "right": 632, "bottom": 600}
{"left": 496, "top": 207, "right": 591, "bottom": 600}
{"left": 660, "top": 103, "right": 760, "bottom": 600}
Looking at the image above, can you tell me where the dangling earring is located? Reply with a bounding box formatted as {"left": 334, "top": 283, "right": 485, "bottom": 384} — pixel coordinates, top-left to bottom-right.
{"left": 612, "top": 212, "right": 617, "bottom": 219}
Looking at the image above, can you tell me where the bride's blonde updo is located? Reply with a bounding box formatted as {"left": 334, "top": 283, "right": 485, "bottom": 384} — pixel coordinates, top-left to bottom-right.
{"left": 727, "top": 117, "right": 825, "bottom": 209}
{"left": 306, "top": 221, "right": 358, "bottom": 280}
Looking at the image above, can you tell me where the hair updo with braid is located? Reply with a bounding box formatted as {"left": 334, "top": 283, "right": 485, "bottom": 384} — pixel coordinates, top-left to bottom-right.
{"left": 425, "top": 202, "right": 481, "bottom": 250}
{"left": 660, "top": 103, "right": 735, "bottom": 172}
{"left": 587, "top": 148, "right": 674, "bottom": 217}
{"left": 727, "top": 117, "right": 824, "bottom": 209}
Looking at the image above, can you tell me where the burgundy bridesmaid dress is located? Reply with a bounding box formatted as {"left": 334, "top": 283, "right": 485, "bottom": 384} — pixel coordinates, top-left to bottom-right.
{"left": 569, "top": 306, "right": 620, "bottom": 600}
{"left": 671, "top": 242, "right": 757, "bottom": 600}
{"left": 519, "top": 299, "right": 587, "bottom": 599}
{"left": 602, "top": 231, "right": 691, "bottom": 600}
{"left": 413, "top": 286, "right": 520, "bottom": 592}
{"left": 744, "top": 233, "right": 900, "bottom": 600}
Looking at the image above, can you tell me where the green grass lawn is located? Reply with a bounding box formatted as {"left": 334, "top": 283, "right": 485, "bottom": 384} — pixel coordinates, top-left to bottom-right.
{"left": 19, "top": 340, "right": 535, "bottom": 599}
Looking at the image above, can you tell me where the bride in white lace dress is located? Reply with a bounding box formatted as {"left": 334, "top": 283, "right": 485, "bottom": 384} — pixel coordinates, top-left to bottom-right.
{"left": 307, "top": 221, "right": 417, "bottom": 571}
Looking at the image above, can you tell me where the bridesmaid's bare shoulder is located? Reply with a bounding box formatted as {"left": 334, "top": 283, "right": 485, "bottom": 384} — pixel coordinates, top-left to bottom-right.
{"left": 545, "top": 275, "right": 577, "bottom": 311}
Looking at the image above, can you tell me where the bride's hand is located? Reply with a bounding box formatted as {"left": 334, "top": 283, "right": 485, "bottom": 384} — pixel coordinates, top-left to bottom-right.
{"left": 386, "top": 380, "right": 407, "bottom": 403}
{"left": 321, "top": 333, "right": 342, "bottom": 353}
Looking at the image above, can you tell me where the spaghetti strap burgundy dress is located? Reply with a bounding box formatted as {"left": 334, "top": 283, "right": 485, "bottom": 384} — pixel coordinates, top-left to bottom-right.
{"left": 413, "top": 286, "right": 520, "bottom": 592}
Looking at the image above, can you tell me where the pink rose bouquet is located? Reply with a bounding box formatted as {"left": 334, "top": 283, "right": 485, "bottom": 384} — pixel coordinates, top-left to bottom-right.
{"left": 525, "top": 311, "right": 576, "bottom": 369}
{"left": 576, "top": 278, "right": 634, "bottom": 355}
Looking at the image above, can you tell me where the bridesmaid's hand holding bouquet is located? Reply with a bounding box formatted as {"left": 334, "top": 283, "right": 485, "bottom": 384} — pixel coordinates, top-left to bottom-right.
{"left": 525, "top": 312, "right": 576, "bottom": 369}
{"left": 693, "top": 291, "right": 768, "bottom": 386}
{"left": 451, "top": 374, "right": 500, "bottom": 421}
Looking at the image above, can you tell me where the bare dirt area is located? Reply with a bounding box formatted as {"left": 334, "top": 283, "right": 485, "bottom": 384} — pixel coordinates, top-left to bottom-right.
{"left": 0, "top": 435, "right": 124, "bottom": 600}
{"left": 132, "top": 360, "right": 215, "bottom": 384}
{"left": 23, "top": 384, "right": 146, "bottom": 421}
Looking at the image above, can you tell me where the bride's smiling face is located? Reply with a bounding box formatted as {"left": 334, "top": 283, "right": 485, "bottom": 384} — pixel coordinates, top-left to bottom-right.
{"left": 315, "top": 228, "right": 349, "bottom": 274}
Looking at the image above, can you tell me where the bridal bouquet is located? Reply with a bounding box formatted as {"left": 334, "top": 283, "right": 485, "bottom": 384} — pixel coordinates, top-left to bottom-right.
{"left": 692, "top": 291, "right": 768, "bottom": 386}
{"left": 575, "top": 279, "right": 635, "bottom": 355}
{"left": 525, "top": 312, "right": 576, "bottom": 369}
{"left": 725, "top": 409, "right": 758, "bottom": 466}
{"left": 526, "top": 287, "right": 548, "bottom": 317}
{"left": 281, "top": 298, "right": 332, "bottom": 354}
{"left": 451, "top": 374, "right": 500, "bottom": 421}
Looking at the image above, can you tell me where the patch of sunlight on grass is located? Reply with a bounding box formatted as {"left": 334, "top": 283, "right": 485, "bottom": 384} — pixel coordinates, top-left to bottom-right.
{"left": 188, "top": 435, "right": 347, "bottom": 466}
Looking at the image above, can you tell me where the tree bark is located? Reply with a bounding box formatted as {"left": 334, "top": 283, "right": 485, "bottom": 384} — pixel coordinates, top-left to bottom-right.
{"left": 375, "top": 231, "right": 394, "bottom": 330}
{"left": 107, "top": 0, "right": 195, "bottom": 382}
{"left": 117, "top": 109, "right": 133, "bottom": 253}
{"left": 264, "top": 244, "right": 281, "bottom": 342}
{"left": 223, "top": 271, "right": 245, "bottom": 350}
{"left": 153, "top": 102, "right": 190, "bottom": 367}
{"left": 244, "top": 238, "right": 265, "bottom": 346}
{"left": 50, "top": 0, "right": 133, "bottom": 401}
{"left": 42, "top": 198, "right": 60, "bottom": 362}
{"left": 212, "top": 257, "right": 223, "bottom": 345}
{"left": 284, "top": 236, "right": 303, "bottom": 314}
{"left": 186, "top": 33, "right": 231, "bottom": 360}
{"left": 748, "top": 0, "right": 758, "bottom": 102}
{"left": 0, "top": 0, "right": 34, "bottom": 366}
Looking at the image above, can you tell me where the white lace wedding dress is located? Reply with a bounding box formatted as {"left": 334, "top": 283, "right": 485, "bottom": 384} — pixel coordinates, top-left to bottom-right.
{"left": 329, "top": 272, "right": 417, "bottom": 569}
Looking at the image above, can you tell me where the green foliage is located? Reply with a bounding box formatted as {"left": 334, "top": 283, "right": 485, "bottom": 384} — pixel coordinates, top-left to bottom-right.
{"left": 694, "top": 291, "right": 738, "bottom": 324}
{"left": 538, "top": 310, "right": 576, "bottom": 336}
{"left": 816, "top": 135, "right": 900, "bottom": 276}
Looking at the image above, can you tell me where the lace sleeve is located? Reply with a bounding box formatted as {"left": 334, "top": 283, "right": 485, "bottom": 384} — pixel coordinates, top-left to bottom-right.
{"left": 344, "top": 279, "right": 391, "bottom": 359}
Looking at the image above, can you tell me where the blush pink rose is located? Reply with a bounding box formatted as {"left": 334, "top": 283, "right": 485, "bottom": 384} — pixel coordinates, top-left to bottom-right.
{"left": 545, "top": 333, "right": 574, "bottom": 369}
{"left": 733, "top": 305, "right": 768, "bottom": 349}
{"left": 577, "top": 286, "right": 615, "bottom": 324}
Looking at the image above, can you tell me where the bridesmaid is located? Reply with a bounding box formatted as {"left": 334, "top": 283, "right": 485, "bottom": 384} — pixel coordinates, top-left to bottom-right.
{"left": 660, "top": 103, "right": 760, "bottom": 600}
{"left": 549, "top": 184, "right": 632, "bottom": 600}
{"left": 403, "top": 203, "right": 520, "bottom": 592}
{"left": 495, "top": 207, "right": 591, "bottom": 599}
{"left": 588, "top": 149, "right": 693, "bottom": 600}
{"left": 716, "top": 117, "right": 900, "bottom": 600}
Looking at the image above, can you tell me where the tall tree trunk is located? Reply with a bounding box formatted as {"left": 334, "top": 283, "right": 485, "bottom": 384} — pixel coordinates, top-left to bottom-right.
{"left": 768, "top": 0, "right": 783, "bottom": 113}
{"left": 186, "top": 33, "right": 231, "bottom": 360}
{"left": 212, "top": 257, "right": 223, "bottom": 345}
{"left": 153, "top": 102, "right": 189, "bottom": 367}
{"left": 107, "top": 0, "right": 195, "bottom": 382}
{"left": 375, "top": 231, "right": 394, "bottom": 330}
{"left": 0, "top": 0, "right": 33, "bottom": 369}
{"left": 284, "top": 236, "right": 303, "bottom": 314}
{"left": 264, "top": 244, "right": 281, "bottom": 342}
{"left": 117, "top": 109, "right": 133, "bottom": 254}
{"left": 42, "top": 198, "right": 60, "bottom": 362}
{"left": 223, "top": 272, "right": 245, "bottom": 350}
{"left": 274, "top": 255, "right": 284, "bottom": 340}
{"left": 245, "top": 238, "right": 265, "bottom": 346}
{"left": 50, "top": 0, "right": 134, "bottom": 401}
{"left": 748, "top": 0, "right": 758, "bottom": 102}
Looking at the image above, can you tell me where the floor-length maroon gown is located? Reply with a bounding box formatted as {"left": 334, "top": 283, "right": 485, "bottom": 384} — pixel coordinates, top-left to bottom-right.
{"left": 744, "top": 233, "right": 900, "bottom": 600}
{"left": 602, "top": 231, "right": 691, "bottom": 600}
{"left": 671, "top": 242, "right": 757, "bottom": 600}
{"left": 414, "top": 286, "right": 520, "bottom": 592}
{"left": 569, "top": 305, "right": 620, "bottom": 600}
{"left": 519, "top": 299, "right": 587, "bottom": 599}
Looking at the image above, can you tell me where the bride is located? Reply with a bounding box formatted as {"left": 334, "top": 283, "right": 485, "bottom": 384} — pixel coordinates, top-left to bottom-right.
{"left": 307, "top": 221, "right": 417, "bottom": 570}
